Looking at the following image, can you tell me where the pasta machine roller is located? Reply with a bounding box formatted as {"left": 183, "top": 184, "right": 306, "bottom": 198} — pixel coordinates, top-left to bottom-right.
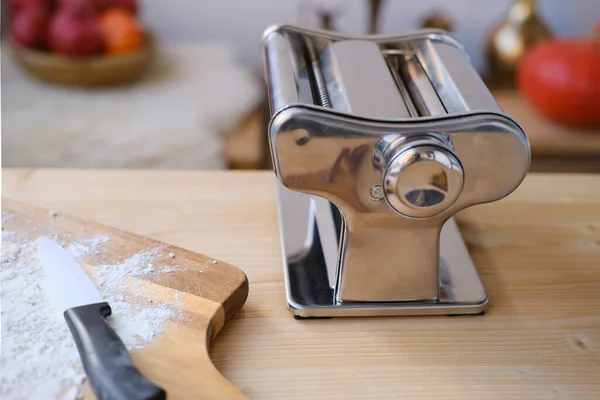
{"left": 261, "top": 25, "right": 530, "bottom": 318}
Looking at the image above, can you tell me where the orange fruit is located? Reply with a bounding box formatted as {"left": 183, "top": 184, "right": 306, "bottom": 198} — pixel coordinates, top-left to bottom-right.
{"left": 99, "top": 8, "right": 143, "bottom": 54}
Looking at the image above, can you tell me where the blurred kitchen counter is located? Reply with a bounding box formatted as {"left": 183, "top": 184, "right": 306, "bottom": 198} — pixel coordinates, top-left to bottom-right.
{"left": 225, "top": 107, "right": 267, "bottom": 170}
{"left": 494, "top": 91, "right": 600, "bottom": 173}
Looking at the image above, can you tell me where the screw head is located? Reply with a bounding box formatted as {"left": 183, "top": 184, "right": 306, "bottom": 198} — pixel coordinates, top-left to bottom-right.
{"left": 370, "top": 185, "right": 384, "bottom": 202}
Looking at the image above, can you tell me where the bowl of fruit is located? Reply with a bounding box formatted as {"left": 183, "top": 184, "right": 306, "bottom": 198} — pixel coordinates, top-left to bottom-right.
{"left": 9, "top": 0, "right": 153, "bottom": 86}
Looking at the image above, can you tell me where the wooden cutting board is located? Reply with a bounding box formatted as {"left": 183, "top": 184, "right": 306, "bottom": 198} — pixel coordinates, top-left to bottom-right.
{"left": 2, "top": 199, "right": 249, "bottom": 400}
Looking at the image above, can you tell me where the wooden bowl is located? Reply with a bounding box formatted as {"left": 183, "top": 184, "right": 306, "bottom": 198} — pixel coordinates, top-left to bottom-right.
{"left": 9, "top": 33, "right": 154, "bottom": 87}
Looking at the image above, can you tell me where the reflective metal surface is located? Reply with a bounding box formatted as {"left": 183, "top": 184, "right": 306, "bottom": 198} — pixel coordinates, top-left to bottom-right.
{"left": 383, "top": 144, "right": 464, "bottom": 218}
{"left": 276, "top": 182, "right": 487, "bottom": 317}
{"left": 262, "top": 24, "right": 530, "bottom": 317}
{"left": 269, "top": 108, "right": 528, "bottom": 305}
{"left": 320, "top": 40, "right": 411, "bottom": 118}
{"left": 395, "top": 50, "right": 447, "bottom": 117}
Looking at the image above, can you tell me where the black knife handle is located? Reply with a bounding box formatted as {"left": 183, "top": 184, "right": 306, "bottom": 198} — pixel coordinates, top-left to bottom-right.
{"left": 64, "top": 303, "right": 166, "bottom": 400}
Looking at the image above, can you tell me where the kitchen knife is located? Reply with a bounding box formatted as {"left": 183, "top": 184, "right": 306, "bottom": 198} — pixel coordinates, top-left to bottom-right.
{"left": 35, "top": 236, "right": 166, "bottom": 400}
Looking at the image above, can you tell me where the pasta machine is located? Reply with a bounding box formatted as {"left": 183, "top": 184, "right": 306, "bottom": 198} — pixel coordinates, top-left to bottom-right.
{"left": 261, "top": 25, "right": 530, "bottom": 318}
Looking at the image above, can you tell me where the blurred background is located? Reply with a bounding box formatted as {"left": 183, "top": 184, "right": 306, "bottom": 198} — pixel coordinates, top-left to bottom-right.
{"left": 2, "top": 0, "right": 599, "bottom": 171}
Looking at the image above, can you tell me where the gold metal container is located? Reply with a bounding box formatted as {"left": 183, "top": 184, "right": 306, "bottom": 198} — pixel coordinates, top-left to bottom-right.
{"left": 485, "top": 0, "right": 552, "bottom": 88}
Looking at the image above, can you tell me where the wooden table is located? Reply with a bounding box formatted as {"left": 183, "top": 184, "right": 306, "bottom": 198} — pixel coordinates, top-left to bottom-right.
{"left": 3, "top": 169, "right": 600, "bottom": 399}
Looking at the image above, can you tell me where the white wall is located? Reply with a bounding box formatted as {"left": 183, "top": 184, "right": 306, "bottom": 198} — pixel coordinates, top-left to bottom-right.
{"left": 378, "top": 0, "right": 600, "bottom": 73}
{"left": 139, "top": 0, "right": 600, "bottom": 73}
{"left": 139, "top": 0, "right": 367, "bottom": 65}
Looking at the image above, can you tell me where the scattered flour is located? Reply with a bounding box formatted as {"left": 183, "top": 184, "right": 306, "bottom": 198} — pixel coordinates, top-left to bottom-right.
{"left": 1, "top": 224, "right": 183, "bottom": 400}
{"left": 1, "top": 233, "right": 84, "bottom": 400}
{"left": 66, "top": 235, "right": 110, "bottom": 259}
{"left": 93, "top": 248, "right": 183, "bottom": 289}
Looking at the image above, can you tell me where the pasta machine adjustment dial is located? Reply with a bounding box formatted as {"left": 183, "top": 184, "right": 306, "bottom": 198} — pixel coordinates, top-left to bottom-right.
{"left": 383, "top": 143, "right": 464, "bottom": 219}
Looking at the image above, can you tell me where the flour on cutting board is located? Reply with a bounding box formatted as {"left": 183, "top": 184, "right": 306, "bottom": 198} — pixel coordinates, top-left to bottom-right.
{"left": 1, "top": 217, "right": 188, "bottom": 400}
{"left": 66, "top": 235, "right": 110, "bottom": 259}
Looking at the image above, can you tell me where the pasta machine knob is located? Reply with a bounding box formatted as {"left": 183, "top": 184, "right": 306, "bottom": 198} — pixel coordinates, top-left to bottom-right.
{"left": 383, "top": 144, "right": 464, "bottom": 218}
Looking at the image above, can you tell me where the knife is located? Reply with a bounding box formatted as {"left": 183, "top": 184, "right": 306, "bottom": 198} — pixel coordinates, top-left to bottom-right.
{"left": 35, "top": 236, "right": 166, "bottom": 400}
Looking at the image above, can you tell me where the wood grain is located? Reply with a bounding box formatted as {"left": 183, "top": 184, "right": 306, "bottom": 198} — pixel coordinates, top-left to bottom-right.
{"left": 3, "top": 169, "right": 600, "bottom": 399}
{"left": 1, "top": 198, "right": 248, "bottom": 400}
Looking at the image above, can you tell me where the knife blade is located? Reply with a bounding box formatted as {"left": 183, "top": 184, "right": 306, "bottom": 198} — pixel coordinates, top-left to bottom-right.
{"left": 35, "top": 236, "right": 166, "bottom": 400}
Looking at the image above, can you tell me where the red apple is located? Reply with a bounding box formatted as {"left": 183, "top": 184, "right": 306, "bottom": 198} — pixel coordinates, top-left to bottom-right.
{"left": 56, "top": 0, "right": 95, "bottom": 16}
{"left": 10, "top": 0, "right": 54, "bottom": 15}
{"left": 90, "top": 0, "right": 137, "bottom": 14}
{"left": 89, "top": 0, "right": 109, "bottom": 12}
{"left": 11, "top": 6, "right": 50, "bottom": 49}
{"left": 49, "top": 9, "right": 105, "bottom": 56}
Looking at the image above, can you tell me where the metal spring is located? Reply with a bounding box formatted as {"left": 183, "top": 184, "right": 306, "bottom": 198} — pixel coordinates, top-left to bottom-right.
{"left": 311, "top": 60, "right": 331, "bottom": 108}
{"left": 305, "top": 39, "right": 332, "bottom": 108}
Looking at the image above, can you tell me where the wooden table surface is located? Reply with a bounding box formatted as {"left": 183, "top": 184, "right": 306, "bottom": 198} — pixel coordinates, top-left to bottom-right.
{"left": 3, "top": 169, "right": 600, "bottom": 399}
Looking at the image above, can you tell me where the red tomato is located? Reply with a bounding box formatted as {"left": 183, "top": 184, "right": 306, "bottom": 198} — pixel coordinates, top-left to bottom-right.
{"left": 517, "top": 39, "right": 600, "bottom": 127}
